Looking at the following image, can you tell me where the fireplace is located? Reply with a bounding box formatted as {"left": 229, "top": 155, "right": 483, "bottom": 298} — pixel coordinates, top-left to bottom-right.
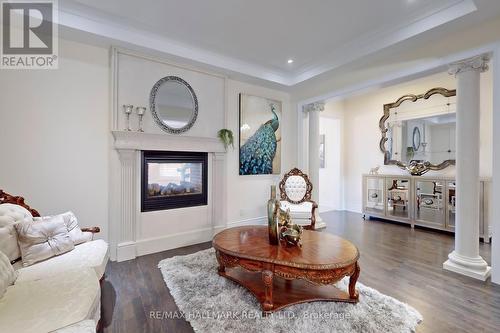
{"left": 141, "top": 151, "right": 208, "bottom": 212}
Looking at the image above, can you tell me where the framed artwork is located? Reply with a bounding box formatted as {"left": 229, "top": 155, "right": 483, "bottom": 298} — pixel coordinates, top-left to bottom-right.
{"left": 319, "top": 134, "right": 325, "bottom": 168}
{"left": 239, "top": 93, "right": 282, "bottom": 175}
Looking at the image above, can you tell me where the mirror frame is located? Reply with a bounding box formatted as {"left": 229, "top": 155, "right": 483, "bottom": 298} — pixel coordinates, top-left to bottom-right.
{"left": 379, "top": 87, "right": 456, "bottom": 175}
{"left": 150, "top": 76, "right": 198, "bottom": 134}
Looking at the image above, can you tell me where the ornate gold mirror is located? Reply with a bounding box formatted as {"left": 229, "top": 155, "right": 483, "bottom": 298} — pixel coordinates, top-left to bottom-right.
{"left": 379, "top": 87, "right": 456, "bottom": 175}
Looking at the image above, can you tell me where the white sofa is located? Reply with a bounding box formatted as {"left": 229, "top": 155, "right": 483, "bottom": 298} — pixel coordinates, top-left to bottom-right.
{"left": 0, "top": 193, "right": 109, "bottom": 333}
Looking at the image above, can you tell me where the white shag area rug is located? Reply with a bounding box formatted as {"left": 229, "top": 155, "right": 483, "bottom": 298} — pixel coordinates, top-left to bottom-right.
{"left": 158, "top": 248, "right": 422, "bottom": 333}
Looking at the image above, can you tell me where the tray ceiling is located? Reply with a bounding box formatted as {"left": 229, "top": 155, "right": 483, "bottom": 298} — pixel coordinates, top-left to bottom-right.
{"left": 60, "top": 0, "right": 500, "bottom": 86}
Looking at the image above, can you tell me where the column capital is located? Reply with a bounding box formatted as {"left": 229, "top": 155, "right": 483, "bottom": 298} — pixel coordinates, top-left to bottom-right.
{"left": 303, "top": 102, "right": 325, "bottom": 113}
{"left": 448, "top": 54, "right": 490, "bottom": 76}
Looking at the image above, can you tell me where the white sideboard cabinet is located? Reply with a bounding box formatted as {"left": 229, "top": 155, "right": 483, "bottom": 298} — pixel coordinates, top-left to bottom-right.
{"left": 362, "top": 174, "right": 492, "bottom": 242}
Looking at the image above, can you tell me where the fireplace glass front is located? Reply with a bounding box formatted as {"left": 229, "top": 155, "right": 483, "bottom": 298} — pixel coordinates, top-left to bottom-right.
{"left": 141, "top": 151, "right": 208, "bottom": 211}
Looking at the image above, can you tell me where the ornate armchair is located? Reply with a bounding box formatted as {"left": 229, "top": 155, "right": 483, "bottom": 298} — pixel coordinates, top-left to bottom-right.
{"left": 278, "top": 168, "right": 318, "bottom": 230}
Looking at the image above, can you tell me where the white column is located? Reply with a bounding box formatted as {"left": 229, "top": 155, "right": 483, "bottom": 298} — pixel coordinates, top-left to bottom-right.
{"left": 212, "top": 152, "right": 227, "bottom": 235}
{"left": 492, "top": 47, "right": 500, "bottom": 285}
{"left": 443, "top": 55, "right": 491, "bottom": 280}
{"left": 116, "top": 149, "right": 138, "bottom": 262}
{"left": 304, "top": 102, "right": 326, "bottom": 229}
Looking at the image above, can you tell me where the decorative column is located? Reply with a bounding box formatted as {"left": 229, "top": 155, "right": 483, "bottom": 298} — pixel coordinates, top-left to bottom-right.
{"left": 443, "top": 55, "right": 491, "bottom": 280}
{"left": 116, "top": 149, "right": 138, "bottom": 262}
{"left": 212, "top": 152, "right": 227, "bottom": 235}
{"left": 304, "top": 102, "right": 326, "bottom": 229}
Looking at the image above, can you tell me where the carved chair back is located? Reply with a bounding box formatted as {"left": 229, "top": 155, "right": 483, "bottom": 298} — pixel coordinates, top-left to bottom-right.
{"left": 279, "top": 168, "right": 313, "bottom": 204}
{"left": 0, "top": 190, "right": 40, "bottom": 217}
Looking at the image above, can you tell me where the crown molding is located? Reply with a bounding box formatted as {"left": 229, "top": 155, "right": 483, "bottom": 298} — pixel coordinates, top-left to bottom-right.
{"left": 58, "top": 0, "right": 476, "bottom": 87}
{"left": 57, "top": 4, "right": 293, "bottom": 85}
{"left": 289, "top": 0, "right": 477, "bottom": 85}
{"left": 297, "top": 42, "right": 498, "bottom": 108}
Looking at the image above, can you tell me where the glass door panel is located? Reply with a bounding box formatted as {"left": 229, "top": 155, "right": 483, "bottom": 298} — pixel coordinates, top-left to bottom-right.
{"left": 386, "top": 178, "right": 410, "bottom": 219}
{"left": 415, "top": 180, "right": 445, "bottom": 227}
{"left": 364, "top": 177, "right": 385, "bottom": 215}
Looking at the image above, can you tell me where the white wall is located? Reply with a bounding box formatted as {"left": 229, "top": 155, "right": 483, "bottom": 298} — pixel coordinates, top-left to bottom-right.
{"left": 319, "top": 100, "right": 344, "bottom": 211}
{"left": 337, "top": 70, "right": 492, "bottom": 213}
{"left": 115, "top": 53, "right": 225, "bottom": 137}
{"left": 0, "top": 38, "right": 110, "bottom": 240}
{"left": 113, "top": 51, "right": 225, "bottom": 252}
{"left": 225, "top": 79, "right": 293, "bottom": 224}
{"left": 0, "top": 39, "right": 295, "bottom": 257}
{"left": 112, "top": 52, "right": 293, "bottom": 257}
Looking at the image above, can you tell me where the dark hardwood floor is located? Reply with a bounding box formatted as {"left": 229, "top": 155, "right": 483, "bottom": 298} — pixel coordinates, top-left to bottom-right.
{"left": 101, "top": 211, "right": 500, "bottom": 333}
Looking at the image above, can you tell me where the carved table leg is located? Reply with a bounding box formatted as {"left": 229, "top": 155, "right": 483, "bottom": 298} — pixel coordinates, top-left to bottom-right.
{"left": 262, "top": 270, "right": 274, "bottom": 315}
{"left": 348, "top": 262, "right": 360, "bottom": 300}
{"left": 215, "top": 250, "right": 225, "bottom": 273}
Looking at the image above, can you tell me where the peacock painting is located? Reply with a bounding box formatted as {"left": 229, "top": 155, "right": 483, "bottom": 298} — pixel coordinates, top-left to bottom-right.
{"left": 239, "top": 94, "right": 281, "bottom": 175}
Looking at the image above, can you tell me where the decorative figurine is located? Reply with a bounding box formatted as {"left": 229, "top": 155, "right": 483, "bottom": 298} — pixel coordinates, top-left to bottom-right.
{"left": 277, "top": 207, "right": 303, "bottom": 247}
{"left": 280, "top": 223, "right": 303, "bottom": 247}
{"left": 369, "top": 165, "right": 380, "bottom": 175}
{"left": 405, "top": 160, "right": 431, "bottom": 176}
{"left": 277, "top": 207, "right": 292, "bottom": 228}
{"left": 123, "top": 104, "right": 134, "bottom": 131}
{"left": 267, "top": 185, "right": 279, "bottom": 245}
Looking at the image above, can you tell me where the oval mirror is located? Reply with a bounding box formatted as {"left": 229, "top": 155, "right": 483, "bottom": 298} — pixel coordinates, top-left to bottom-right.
{"left": 150, "top": 76, "right": 198, "bottom": 134}
{"left": 412, "top": 126, "right": 421, "bottom": 151}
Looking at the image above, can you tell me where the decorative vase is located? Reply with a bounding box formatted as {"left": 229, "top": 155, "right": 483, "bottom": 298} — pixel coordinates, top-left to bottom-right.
{"left": 267, "top": 185, "right": 279, "bottom": 245}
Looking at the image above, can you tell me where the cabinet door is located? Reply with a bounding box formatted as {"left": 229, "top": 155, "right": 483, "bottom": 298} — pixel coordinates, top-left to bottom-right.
{"left": 385, "top": 177, "right": 411, "bottom": 220}
{"left": 364, "top": 176, "right": 385, "bottom": 216}
{"left": 414, "top": 179, "right": 446, "bottom": 228}
{"left": 446, "top": 181, "right": 456, "bottom": 231}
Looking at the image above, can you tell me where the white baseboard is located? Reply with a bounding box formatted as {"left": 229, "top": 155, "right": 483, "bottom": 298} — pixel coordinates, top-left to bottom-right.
{"left": 227, "top": 216, "right": 267, "bottom": 227}
{"left": 116, "top": 241, "right": 137, "bottom": 262}
{"left": 115, "top": 216, "right": 267, "bottom": 261}
{"left": 135, "top": 227, "right": 215, "bottom": 257}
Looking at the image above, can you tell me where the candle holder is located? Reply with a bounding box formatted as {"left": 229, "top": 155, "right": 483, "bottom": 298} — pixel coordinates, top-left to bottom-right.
{"left": 136, "top": 106, "right": 146, "bottom": 132}
{"left": 123, "top": 104, "right": 134, "bottom": 131}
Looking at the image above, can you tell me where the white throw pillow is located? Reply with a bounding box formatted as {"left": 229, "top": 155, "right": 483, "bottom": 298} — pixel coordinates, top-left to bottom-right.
{"left": 0, "top": 203, "right": 34, "bottom": 262}
{"left": 34, "top": 211, "right": 91, "bottom": 245}
{"left": 15, "top": 215, "right": 75, "bottom": 267}
{"left": 0, "top": 251, "right": 17, "bottom": 298}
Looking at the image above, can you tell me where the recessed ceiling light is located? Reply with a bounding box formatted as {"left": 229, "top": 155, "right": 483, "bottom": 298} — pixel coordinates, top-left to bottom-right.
{"left": 287, "top": 59, "right": 293, "bottom": 64}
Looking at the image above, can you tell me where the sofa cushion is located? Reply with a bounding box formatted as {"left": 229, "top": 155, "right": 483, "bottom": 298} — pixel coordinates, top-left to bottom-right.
{"left": 0, "top": 251, "right": 17, "bottom": 298}
{"left": 0, "top": 269, "right": 100, "bottom": 333}
{"left": 34, "top": 211, "right": 92, "bottom": 245}
{"left": 0, "top": 203, "right": 33, "bottom": 262}
{"left": 280, "top": 201, "right": 313, "bottom": 219}
{"left": 15, "top": 239, "right": 109, "bottom": 283}
{"left": 15, "top": 215, "right": 75, "bottom": 267}
{"left": 0, "top": 226, "right": 20, "bottom": 263}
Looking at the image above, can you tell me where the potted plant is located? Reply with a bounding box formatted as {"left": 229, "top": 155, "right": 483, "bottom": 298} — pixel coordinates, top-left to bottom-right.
{"left": 217, "top": 129, "right": 234, "bottom": 150}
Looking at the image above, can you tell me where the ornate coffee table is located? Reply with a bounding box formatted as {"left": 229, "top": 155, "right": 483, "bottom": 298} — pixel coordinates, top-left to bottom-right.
{"left": 212, "top": 226, "right": 360, "bottom": 314}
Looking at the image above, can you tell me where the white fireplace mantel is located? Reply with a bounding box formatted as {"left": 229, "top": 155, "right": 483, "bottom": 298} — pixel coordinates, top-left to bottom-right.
{"left": 110, "top": 130, "right": 227, "bottom": 262}
{"left": 112, "top": 130, "right": 226, "bottom": 152}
